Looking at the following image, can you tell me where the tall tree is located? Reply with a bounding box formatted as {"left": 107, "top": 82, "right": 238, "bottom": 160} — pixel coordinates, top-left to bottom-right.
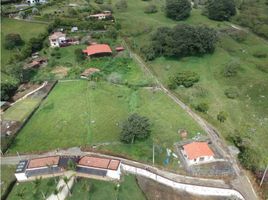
{"left": 206, "top": 0, "right": 236, "bottom": 21}
{"left": 166, "top": 0, "right": 191, "bottom": 20}
{"left": 120, "top": 113, "right": 151, "bottom": 144}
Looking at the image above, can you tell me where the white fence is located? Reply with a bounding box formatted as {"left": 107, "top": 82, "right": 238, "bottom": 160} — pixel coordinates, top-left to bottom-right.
{"left": 121, "top": 164, "right": 244, "bottom": 200}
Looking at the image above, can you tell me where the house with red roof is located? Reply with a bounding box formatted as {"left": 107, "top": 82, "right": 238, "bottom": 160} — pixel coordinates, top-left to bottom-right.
{"left": 76, "top": 156, "right": 121, "bottom": 180}
{"left": 181, "top": 142, "right": 215, "bottom": 165}
{"left": 83, "top": 44, "right": 112, "bottom": 57}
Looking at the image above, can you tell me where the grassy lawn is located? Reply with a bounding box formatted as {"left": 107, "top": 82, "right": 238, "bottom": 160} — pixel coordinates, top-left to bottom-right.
{"left": 7, "top": 178, "right": 58, "bottom": 200}
{"left": 68, "top": 175, "right": 146, "bottom": 200}
{"left": 1, "top": 18, "right": 48, "bottom": 67}
{"left": 110, "top": 0, "right": 268, "bottom": 168}
{"left": 2, "top": 98, "right": 42, "bottom": 122}
{"left": 1, "top": 165, "right": 16, "bottom": 199}
{"left": 10, "top": 80, "right": 202, "bottom": 165}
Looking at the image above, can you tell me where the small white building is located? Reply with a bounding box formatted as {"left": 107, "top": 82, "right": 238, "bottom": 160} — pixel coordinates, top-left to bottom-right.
{"left": 76, "top": 156, "right": 121, "bottom": 180}
{"left": 89, "top": 11, "right": 112, "bottom": 20}
{"left": 26, "top": 0, "right": 47, "bottom": 5}
{"left": 71, "top": 27, "right": 78, "bottom": 32}
{"left": 181, "top": 142, "right": 215, "bottom": 165}
{"left": 49, "top": 32, "right": 66, "bottom": 48}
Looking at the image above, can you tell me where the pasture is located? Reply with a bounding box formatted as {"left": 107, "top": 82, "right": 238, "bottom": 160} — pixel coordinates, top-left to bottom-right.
{"left": 10, "top": 80, "right": 202, "bottom": 164}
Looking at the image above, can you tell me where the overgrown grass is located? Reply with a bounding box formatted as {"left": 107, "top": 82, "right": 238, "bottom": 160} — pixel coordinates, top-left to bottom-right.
{"left": 1, "top": 165, "right": 16, "bottom": 199}
{"left": 2, "top": 98, "right": 42, "bottom": 122}
{"left": 68, "top": 175, "right": 146, "bottom": 200}
{"left": 9, "top": 80, "right": 202, "bottom": 166}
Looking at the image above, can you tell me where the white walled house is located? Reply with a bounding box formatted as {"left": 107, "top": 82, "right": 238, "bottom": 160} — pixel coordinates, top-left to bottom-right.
{"left": 76, "top": 156, "right": 121, "bottom": 180}
{"left": 49, "top": 32, "right": 66, "bottom": 48}
{"left": 26, "top": 0, "right": 47, "bottom": 5}
{"left": 182, "top": 142, "right": 215, "bottom": 165}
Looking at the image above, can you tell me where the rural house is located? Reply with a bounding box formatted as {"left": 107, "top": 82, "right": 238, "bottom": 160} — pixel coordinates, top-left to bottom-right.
{"left": 181, "top": 142, "right": 215, "bottom": 165}
{"left": 15, "top": 156, "right": 62, "bottom": 181}
{"left": 80, "top": 68, "right": 100, "bottom": 79}
{"left": 83, "top": 44, "right": 112, "bottom": 57}
{"left": 26, "top": 0, "right": 47, "bottom": 5}
{"left": 76, "top": 156, "right": 121, "bottom": 180}
{"left": 89, "top": 11, "right": 112, "bottom": 20}
{"left": 49, "top": 32, "right": 66, "bottom": 48}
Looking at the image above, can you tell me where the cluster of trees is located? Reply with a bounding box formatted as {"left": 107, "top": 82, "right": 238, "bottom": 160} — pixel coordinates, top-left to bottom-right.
{"left": 166, "top": 0, "right": 191, "bottom": 20}
{"left": 206, "top": 0, "right": 236, "bottom": 21}
{"left": 4, "top": 33, "right": 24, "bottom": 49}
{"left": 141, "top": 24, "right": 217, "bottom": 60}
{"left": 168, "top": 71, "right": 199, "bottom": 89}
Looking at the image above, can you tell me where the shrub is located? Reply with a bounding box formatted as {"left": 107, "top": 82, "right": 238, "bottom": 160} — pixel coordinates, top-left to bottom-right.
{"left": 4, "top": 33, "right": 24, "bottom": 49}
{"left": 253, "top": 51, "right": 267, "bottom": 58}
{"left": 106, "top": 27, "right": 118, "bottom": 39}
{"left": 166, "top": 0, "right": 191, "bottom": 20}
{"left": 140, "top": 44, "right": 156, "bottom": 61}
{"left": 228, "top": 30, "right": 247, "bottom": 42}
{"left": 74, "top": 48, "right": 86, "bottom": 62}
{"left": 32, "top": 7, "right": 40, "bottom": 15}
{"left": 115, "top": 0, "right": 128, "bottom": 11}
{"left": 206, "top": 0, "right": 236, "bottom": 21}
{"left": 195, "top": 103, "right": 209, "bottom": 113}
{"left": 144, "top": 4, "right": 158, "bottom": 14}
{"left": 95, "top": 0, "right": 104, "bottom": 4}
{"left": 217, "top": 111, "right": 227, "bottom": 122}
{"left": 256, "top": 64, "right": 268, "bottom": 73}
{"left": 173, "top": 71, "right": 199, "bottom": 88}
{"left": 120, "top": 113, "right": 151, "bottom": 144}
{"left": 224, "top": 87, "right": 239, "bottom": 99}
{"left": 106, "top": 72, "right": 122, "bottom": 84}
{"left": 223, "top": 60, "right": 240, "bottom": 77}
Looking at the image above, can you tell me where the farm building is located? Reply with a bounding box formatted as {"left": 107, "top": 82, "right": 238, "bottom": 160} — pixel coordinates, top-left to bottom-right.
{"left": 80, "top": 68, "right": 100, "bottom": 79}
{"left": 76, "top": 156, "right": 121, "bottom": 180}
{"left": 83, "top": 44, "right": 112, "bottom": 57}
{"left": 49, "top": 32, "right": 66, "bottom": 48}
{"left": 23, "top": 57, "right": 48, "bottom": 70}
{"left": 15, "top": 156, "right": 62, "bottom": 181}
{"left": 181, "top": 142, "right": 215, "bottom": 165}
{"left": 116, "top": 46, "right": 125, "bottom": 52}
{"left": 26, "top": 0, "right": 47, "bottom": 5}
{"left": 89, "top": 11, "right": 112, "bottom": 20}
{"left": 71, "top": 27, "right": 78, "bottom": 32}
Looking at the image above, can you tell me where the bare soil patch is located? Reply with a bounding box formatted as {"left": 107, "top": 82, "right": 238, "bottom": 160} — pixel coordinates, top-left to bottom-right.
{"left": 11, "top": 83, "right": 41, "bottom": 102}
{"left": 137, "top": 176, "right": 225, "bottom": 200}
{"left": 51, "top": 66, "right": 69, "bottom": 79}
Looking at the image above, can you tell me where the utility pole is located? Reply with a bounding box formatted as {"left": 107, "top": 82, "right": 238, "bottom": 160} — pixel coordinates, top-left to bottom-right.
{"left": 152, "top": 143, "right": 155, "bottom": 165}
{"left": 260, "top": 165, "right": 268, "bottom": 187}
{"left": 16, "top": 151, "right": 21, "bottom": 160}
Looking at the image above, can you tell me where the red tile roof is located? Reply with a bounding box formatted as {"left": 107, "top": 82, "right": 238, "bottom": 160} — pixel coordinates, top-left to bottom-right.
{"left": 83, "top": 44, "right": 112, "bottom": 56}
{"left": 115, "top": 47, "right": 124, "bottom": 51}
{"left": 27, "top": 156, "right": 60, "bottom": 169}
{"left": 183, "top": 142, "right": 214, "bottom": 160}
{"left": 78, "top": 156, "right": 120, "bottom": 170}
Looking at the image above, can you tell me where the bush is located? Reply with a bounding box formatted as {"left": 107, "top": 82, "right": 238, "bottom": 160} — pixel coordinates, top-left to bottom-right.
{"left": 106, "top": 27, "right": 118, "bottom": 39}
{"left": 140, "top": 44, "right": 156, "bottom": 61}
{"left": 4, "top": 33, "right": 24, "bottom": 49}
{"left": 256, "top": 64, "right": 268, "bottom": 73}
{"left": 95, "top": 0, "right": 104, "bottom": 4}
{"left": 120, "top": 113, "right": 151, "bottom": 144}
{"left": 75, "top": 48, "right": 86, "bottom": 62}
{"left": 195, "top": 103, "right": 209, "bottom": 113}
{"left": 106, "top": 72, "right": 122, "bottom": 84}
{"left": 166, "top": 0, "right": 191, "bottom": 20}
{"left": 115, "top": 0, "right": 128, "bottom": 11}
{"left": 253, "top": 51, "right": 267, "bottom": 58}
{"left": 223, "top": 60, "right": 240, "bottom": 77}
{"left": 224, "top": 87, "right": 239, "bottom": 99}
{"left": 217, "top": 111, "right": 227, "bottom": 122}
{"left": 172, "top": 71, "right": 199, "bottom": 88}
{"left": 144, "top": 4, "right": 158, "bottom": 14}
{"left": 228, "top": 30, "right": 247, "bottom": 42}
{"left": 206, "top": 0, "right": 236, "bottom": 21}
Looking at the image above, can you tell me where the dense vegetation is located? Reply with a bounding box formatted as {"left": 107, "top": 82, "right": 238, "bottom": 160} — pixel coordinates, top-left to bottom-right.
{"left": 206, "top": 0, "right": 236, "bottom": 21}
{"left": 141, "top": 24, "right": 217, "bottom": 60}
{"left": 165, "top": 0, "right": 191, "bottom": 20}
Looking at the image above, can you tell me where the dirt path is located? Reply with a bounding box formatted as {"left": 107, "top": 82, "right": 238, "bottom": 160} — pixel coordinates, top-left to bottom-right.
{"left": 121, "top": 40, "right": 258, "bottom": 200}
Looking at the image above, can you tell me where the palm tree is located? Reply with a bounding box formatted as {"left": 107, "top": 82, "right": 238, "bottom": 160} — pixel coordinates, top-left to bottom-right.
{"left": 63, "top": 176, "right": 72, "bottom": 196}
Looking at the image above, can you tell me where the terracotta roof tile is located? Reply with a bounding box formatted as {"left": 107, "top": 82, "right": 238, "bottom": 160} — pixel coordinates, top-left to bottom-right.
{"left": 78, "top": 156, "right": 120, "bottom": 170}
{"left": 27, "top": 156, "right": 60, "bottom": 169}
{"left": 83, "top": 44, "right": 112, "bottom": 56}
{"left": 183, "top": 142, "right": 214, "bottom": 160}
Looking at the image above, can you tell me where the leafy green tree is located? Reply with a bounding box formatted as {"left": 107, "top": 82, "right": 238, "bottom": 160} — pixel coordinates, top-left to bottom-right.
{"left": 195, "top": 103, "right": 209, "bottom": 113}
{"left": 4, "top": 33, "right": 24, "bottom": 49}
{"left": 120, "top": 113, "right": 151, "bottom": 144}
{"left": 166, "top": 0, "right": 191, "bottom": 20}
{"left": 217, "top": 111, "right": 227, "bottom": 122}
{"left": 206, "top": 0, "right": 236, "bottom": 21}
{"left": 172, "top": 71, "right": 199, "bottom": 88}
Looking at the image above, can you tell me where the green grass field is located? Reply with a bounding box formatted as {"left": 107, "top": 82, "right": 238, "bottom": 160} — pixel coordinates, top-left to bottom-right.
{"left": 1, "top": 18, "right": 48, "bottom": 67}
{"left": 2, "top": 98, "right": 41, "bottom": 122}
{"left": 10, "top": 80, "right": 202, "bottom": 164}
{"left": 1, "top": 165, "right": 16, "bottom": 199}
{"left": 68, "top": 175, "right": 146, "bottom": 200}
{"left": 7, "top": 178, "right": 58, "bottom": 200}
{"left": 111, "top": 0, "right": 268, "bottom": 168}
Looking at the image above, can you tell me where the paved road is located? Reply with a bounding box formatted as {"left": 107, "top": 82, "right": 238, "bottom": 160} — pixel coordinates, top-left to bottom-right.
{"left": 122, "top": 40, "right": 258, "bottom": 200}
